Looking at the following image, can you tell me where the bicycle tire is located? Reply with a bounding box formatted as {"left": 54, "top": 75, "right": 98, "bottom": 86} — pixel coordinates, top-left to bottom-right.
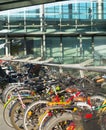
{"left": 100, "top": 112, "right": 106, "bottom": 130}
{"left": 90, "top": 95, "right": 105, "bottom": 107}
{"left": 2, "top": 84, "right": 15, "bottom": 103}
{"left": 3, "top": 97, "right": 18, "bottom": 127}
{"left": 2, "top": 83, "right": 24, "bottom": 103}
{"left": 101, "top": 82, "right": 106, "bottom": 93}
{"left": 4, "top": 86, "right": 31, "bottom": 103}
{"left": 39, "top": 108, "right": 66, "bottom": 130}
{"left": 39, "top": 111, "right": 51, "bottom": 130}
{"left": 42, "top": 112, "right": 84, "bottom": 130}
{"left": 23, "top": 100, "right": 48, "bottom": 130}
{"left": 10, "top": 98, "right": 33, "bottom": 130}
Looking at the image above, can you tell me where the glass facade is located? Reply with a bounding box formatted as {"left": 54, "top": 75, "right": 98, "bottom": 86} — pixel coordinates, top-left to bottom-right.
{"left": 0, "top": 0, "right": 106, "bottom": 65}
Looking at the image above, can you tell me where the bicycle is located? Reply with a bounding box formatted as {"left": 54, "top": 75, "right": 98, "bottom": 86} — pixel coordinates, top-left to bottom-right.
{"left": 97, "top": 99, "right": 106, "bottom": 130}
{"left": 3, "top": 86, "right": 34, "bottom": 128}
{"left": 9, "top": 79, "right": 62, "bottom": 130}
{"left": 23, "top": 85, "right": 103, "bottom": 130}
{"left": 39, "top": 95, "right": 105, "bottom": 130}
{"left": 77, "top": 98, "right": 106, "bottom": 130}
{"left": 40, "top": 111, "right": 84, "bottom": 130}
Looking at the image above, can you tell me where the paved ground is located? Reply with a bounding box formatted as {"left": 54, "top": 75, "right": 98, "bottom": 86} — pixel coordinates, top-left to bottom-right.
{"left": 0, "top": 100, "right": 15, "bottom": 130}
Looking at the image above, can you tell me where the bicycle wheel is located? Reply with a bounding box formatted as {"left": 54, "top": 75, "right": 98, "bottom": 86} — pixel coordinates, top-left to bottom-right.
{"left": 100, "top": 112, "right": 106, "bottom": 130}
{"left": 4, "top": 86, "right": 31, "bottom": 103}
{"left": 42, "top": 112, "right": 84, "bottom": 130}
{"left": 3, "top": 97, "right": 18, "bottom": 127}
{"left": 39, "top": 108, "right": 65, "bottom": 130}
{"left": 79, "top": 77, "right": 94, "bottom": 91}
{"left": 10, "top": 98, "right": 33, "bottom": 130}
{"left": 2, "top": 84, "right": 15, "bottom": 103}
{"left": 23, "top": 100, "right": 48, "bottom": 130}
{"left": 101, "top": 82, "right": 106, "bottom": 93}
{"left": 90, "top": 95, "right": 105, "bottom": 107}
{"left": 2, "top": 83, "right": 24, "bottom": 103}
{"left": 39, "top": 112, "right": 50, "bottom": 130}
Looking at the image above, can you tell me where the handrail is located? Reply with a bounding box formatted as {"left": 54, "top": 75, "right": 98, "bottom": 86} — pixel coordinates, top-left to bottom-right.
{"left": 1, "top": 57, "right": 106, "bottom": 73}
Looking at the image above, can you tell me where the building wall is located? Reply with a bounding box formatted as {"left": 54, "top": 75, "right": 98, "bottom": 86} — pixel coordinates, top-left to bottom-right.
{"left": 0, "top": 0, "right": 106, "bottom": 65}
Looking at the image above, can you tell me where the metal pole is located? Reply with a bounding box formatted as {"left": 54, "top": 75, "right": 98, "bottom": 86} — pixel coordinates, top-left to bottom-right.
{"left": 8, "top": 11, "right": 10, "bottom": 30}
{"left": 79, "top": 34, "right": 82, "bottom": 56}
{"left": 5, "top": 35, "right": 9, "bottom": 56}
{"left": 40, "top": 4, "right": 44, "bottom": 32}
{"left": 24, "top": 37, "right": 27, "bottom": 55}
{"left": 97, "top": 0, "right": 103, "bottom": 19}
{"left": 91, "top": 36, "right": 94, "bottom": 57}
{"left": 42, "top": 34, "right": 46, "bottom": 59}
{"left": 60, "top": 36, "right": 63, "bottom": 60}
{"left": 24, "top": 8, "right": 27, "bottom": 32}
{"left": 79, "top": 34, "right": 84, "bottom": 77}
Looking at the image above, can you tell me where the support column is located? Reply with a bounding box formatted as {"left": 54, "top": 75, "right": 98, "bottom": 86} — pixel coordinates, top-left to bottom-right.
{"left": 97, "top": 0, "right": 103, "bottom": 19}
{"left": 8, "top": 40, "right": 11, "bottom": 56}
{"left": 8, "top": 11, "right": 10, "bottom": 30}
{"left": 24, "top": 37, "right": 27, "bottom": 55}
{"left": 24, "top": 8, "right": 27, "bottom": 32}
{"left": 41, "top": 37, "right": 43, "bottom": 59}
{"left": 42, "top": 34, "right": 46, "bottom": 59}
{"left": 90, "top": 1, "right": 93, "bottom": 31}
{"left": 79, "top": 34, "right": 84, "bottom": 78}
{"left": 5, "top": 35, "right": 9, "bottom": 56}
{"left": 59, "top": 36, "right": 63, "bottom": 72}
{"left": 79, "top": 34, "right": 83, "bottom": 56}
{"left": 60, "top": 36, "right": 63, "bottom": 59}
{"left": 40, "top": 4, "right": 45, "bottom": 32}
{"left": 91, "top": 36, "right": 94, "bottom": 57}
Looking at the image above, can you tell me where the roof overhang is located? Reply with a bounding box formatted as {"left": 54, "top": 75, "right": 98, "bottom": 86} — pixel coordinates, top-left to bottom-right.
{"left": 0, "top": 0, "right": 99, "bottom": 11}
{"left": 0, "top": 0, "right": 64, "bottom": 11}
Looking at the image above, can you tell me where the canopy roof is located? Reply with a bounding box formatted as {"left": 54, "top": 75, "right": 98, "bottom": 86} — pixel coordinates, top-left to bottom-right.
{"left": 0, "top": 0, "right": 98, "bottom": 11}
{"left": 0, "top": 0, "right": 64, "bottom": 11}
